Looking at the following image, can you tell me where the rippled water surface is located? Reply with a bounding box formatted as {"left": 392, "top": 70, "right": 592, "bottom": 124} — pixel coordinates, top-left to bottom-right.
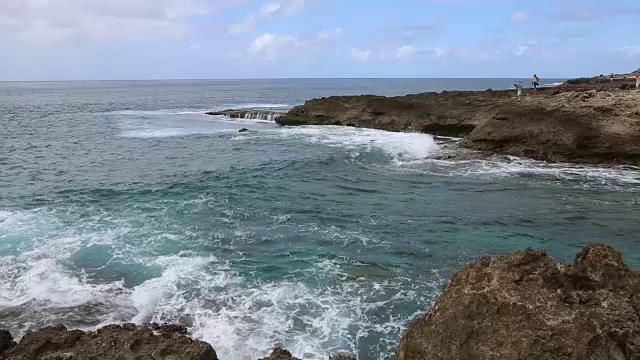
{"left": 1, "top": 79, "right": 639, "bottom": 360}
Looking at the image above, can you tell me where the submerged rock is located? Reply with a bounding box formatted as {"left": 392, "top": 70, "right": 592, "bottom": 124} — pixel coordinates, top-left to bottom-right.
{"left": 396, "top": 243, "right": 640, "bottom": 360}
{"left": 0, "top": 324, "right": 217, "bottom": 360}
{"left": 239, "top": 128, "right": 249, "bottom": 133}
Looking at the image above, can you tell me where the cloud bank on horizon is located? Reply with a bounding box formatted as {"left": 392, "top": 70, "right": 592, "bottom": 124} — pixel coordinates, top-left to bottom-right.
{"left": 0, "top": 0, "right": 638, "bottom": 80}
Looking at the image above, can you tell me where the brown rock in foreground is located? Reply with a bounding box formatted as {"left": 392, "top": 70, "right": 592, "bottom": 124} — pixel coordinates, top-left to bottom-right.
{"left": 0, "top": 324, "right": 217, "bottom": 360}
{"left": 396, "top": 243, "right": 640, "bottom": 360}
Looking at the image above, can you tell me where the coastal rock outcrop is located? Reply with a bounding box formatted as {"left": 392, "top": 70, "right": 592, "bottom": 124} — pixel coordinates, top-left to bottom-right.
{"left": 277, "top": 88, "right": 640, "bottom": 165}
{"left": 0, "top": 327, "right": 357, "bottom": 360}
{"left": 277, "top": 92, "right": 499, "bottom": 136}
{"left": 396, "top": 243, "right": 640, "bottom": 360}
{"left": 207, "top": 109, "right": 283, "bottom": 121}
{"left": 0, "top": 324, "right": 217, "bottom": 360}
{"left": 463, "top": 90, "right": 640, "bottom": 164}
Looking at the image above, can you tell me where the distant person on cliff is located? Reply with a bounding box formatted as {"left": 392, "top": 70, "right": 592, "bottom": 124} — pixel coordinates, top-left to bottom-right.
{"left": 532, "top": 75, "right": 540, "bottom": 90}
{"left": 514, "top": 82, "right": 523, "bottom": 97}
{"left": 636, "top": 74, "right": 639, "bottom": 89}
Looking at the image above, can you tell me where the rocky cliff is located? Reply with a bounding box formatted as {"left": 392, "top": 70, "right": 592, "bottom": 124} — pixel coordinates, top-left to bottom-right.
{"left": 277, "top": 91, "right": 504, "bottom": 136}
{"left": 396, "top": 243, "right": 640, "bottom": 360}
{"left": 463, "top": 90, "right": 640, "bottom": 164}
{"left": 276, "top": 88, "right": 640, "bottom": 165}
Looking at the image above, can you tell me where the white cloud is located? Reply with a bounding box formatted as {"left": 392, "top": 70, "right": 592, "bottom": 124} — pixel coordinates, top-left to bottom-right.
{"left": 283, "top": 0, "right": 305, "bottom": 16}
{"left": 513, "top": 45, "right": 529, "bottom": 56}
{"left": 227, "top": 0, "right": 305, "bottom": 36}
{"left": 514, "top": 41, "right": 537, "bottom": 57}
{"left": 244, "top": 28, "right": 341, "bottom": 60}
{"left": 511, "top": 11, "right": 529, "bottom": 23}
{"left": 259, "top": 0, "right": 304, "bottom": 16}
{"left": 0, "top": 0, "right": 244, "bottom": 45}
{"left": 228, "top": 14, "right": 256, "bottom": 34}
{"left": 248, "top": 32, "right": 297, "bottom": 59}
{"left": 396, "top": 45, "right": 416, "bottom": 60}
{"left": 514, "top": 45, "right": 529, "bottom": 57}
{"left": 622, "top": 46, "right": 640, "bottom": 58}
{"left": 259, "top": 2, "right": 282, "bottom": 17}
{"left": 351, "top": 48, "right": 371, "bottom": 62}
{"left": 434, "top": 47, "right": 453, "bottom": 59}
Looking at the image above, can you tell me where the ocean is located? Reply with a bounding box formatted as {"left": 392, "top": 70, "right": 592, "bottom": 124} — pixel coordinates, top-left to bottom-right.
{"left": 1, "top": 79, "right": 639, "bottom": 360}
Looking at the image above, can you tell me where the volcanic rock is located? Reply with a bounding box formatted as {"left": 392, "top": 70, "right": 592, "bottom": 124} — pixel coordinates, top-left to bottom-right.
{"left": 395, "top": 243, "right": 640, "bottom": 360}
{"left": 0, "top": 324, "right": 217, "bottom": 360}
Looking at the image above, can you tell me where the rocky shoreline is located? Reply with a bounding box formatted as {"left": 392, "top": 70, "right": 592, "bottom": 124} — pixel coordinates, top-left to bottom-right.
{"left": 274, "top": 86, "right": 640, "bottom": 166}
{"left": 2, "top": 244, "right": 638, "bottom": 360}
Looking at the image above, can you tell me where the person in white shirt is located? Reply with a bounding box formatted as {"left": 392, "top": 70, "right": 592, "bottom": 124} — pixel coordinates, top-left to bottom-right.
{"left": 514, "top": 82, "right": 523, "bottom": 97}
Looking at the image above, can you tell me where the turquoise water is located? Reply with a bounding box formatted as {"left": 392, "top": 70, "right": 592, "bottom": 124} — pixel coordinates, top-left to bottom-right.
{"left": 1, "top": 79, "right": 639, "bottom": 360}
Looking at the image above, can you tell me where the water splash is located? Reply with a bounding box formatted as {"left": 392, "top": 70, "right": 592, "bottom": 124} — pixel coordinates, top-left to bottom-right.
{"left": 279, "top": 126, "right": 439, "bottom": 161}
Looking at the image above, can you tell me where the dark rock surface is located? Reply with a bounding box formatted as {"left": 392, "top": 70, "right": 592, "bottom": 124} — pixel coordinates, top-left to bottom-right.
{"left": 1, "top": 326, "right": 356, "bottom": 360}
{"left": 277, "top": 91, "right": 502, "bottom": 136}
{"left": 396, "top": 243, "right": 640, "bottom": 360}
{"left": 0, "top": 324, "right": 217, "bottom": 360}
{"left": 239, "top": 128, "right": 249, "bottom": 132}
{"left": 276, "top": 88, "right": 640, "bottom": 165}
{"left": 257, "top": 347, "right": 356, "bottom": 360}
{"left": 258, "top": 347, "right": 299, "bottom": 360}
{"left": 0, "top": 330, "right": 16, "bottom": 355}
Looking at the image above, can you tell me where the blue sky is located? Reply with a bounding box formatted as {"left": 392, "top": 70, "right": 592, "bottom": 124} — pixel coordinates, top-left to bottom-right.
{"left": 1, "top": 0, "right": 639, "bottom": 80}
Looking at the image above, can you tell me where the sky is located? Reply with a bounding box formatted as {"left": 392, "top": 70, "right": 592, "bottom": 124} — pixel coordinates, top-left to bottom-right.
{"left": 1, "top": 0, "right": 639, "bottom": 80}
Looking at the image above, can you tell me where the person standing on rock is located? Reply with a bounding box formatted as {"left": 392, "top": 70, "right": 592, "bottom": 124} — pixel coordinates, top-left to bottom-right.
{"left": 636, "top": 74, "right": 639, "bottom": 89}
{"left": 514, "top": 82, "right": 523, "bottom": 97}
{"left": 532, "top": 74, "right": 540, "bottom": 90}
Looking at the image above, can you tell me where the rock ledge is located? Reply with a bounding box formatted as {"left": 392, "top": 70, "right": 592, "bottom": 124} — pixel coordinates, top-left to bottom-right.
{"left": 396, "top": 243, "right": 640, "bottom": 360}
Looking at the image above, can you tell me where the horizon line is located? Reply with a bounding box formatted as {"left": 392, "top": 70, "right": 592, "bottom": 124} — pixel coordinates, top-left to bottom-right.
{"left": 0, "top": 76, "right": 569, "bottom": 82}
